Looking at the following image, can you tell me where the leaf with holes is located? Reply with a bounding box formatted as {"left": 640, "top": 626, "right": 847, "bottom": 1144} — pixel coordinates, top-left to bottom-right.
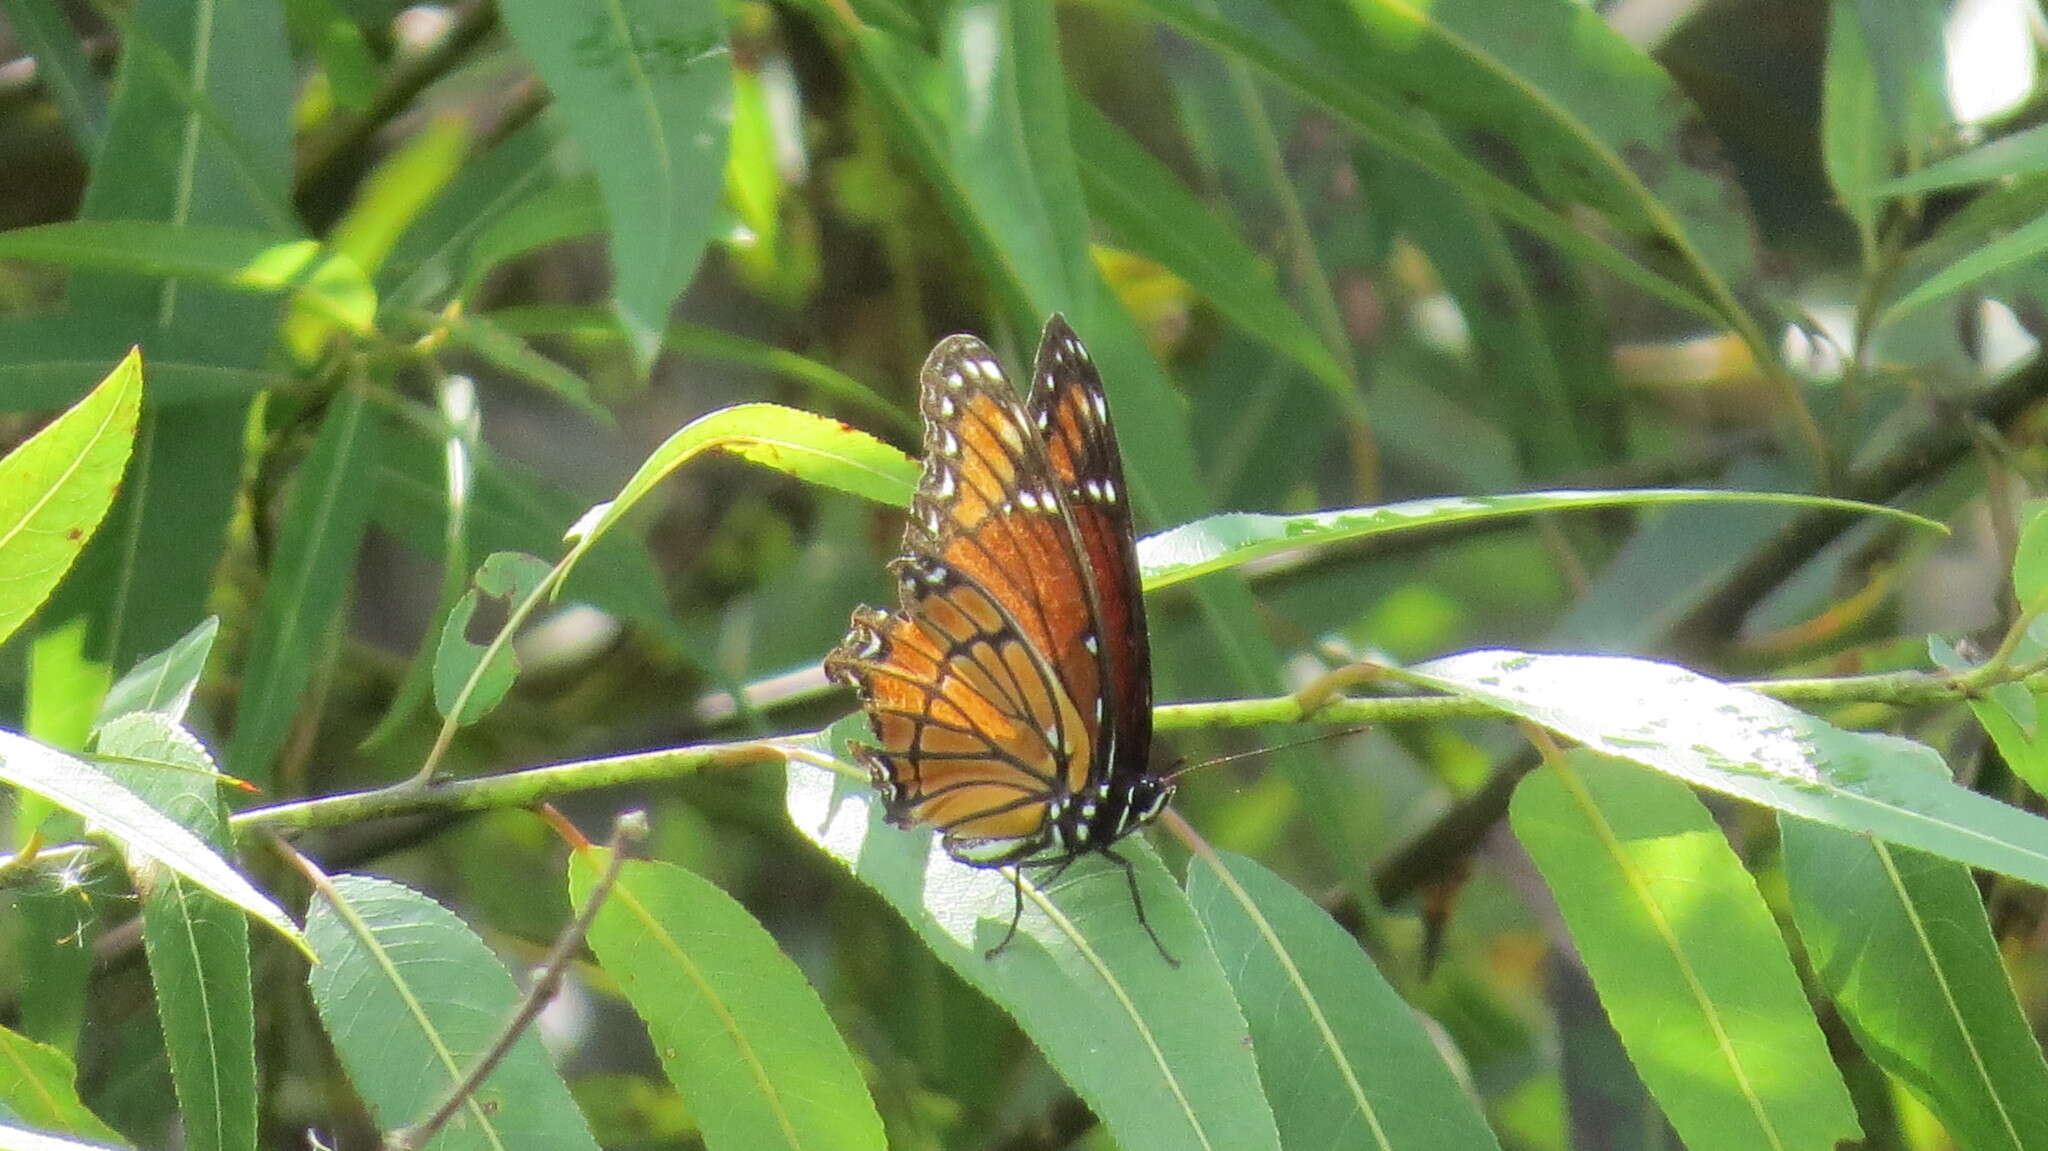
{"left": 434, "top": 551, "right": 553, "bottom": 726}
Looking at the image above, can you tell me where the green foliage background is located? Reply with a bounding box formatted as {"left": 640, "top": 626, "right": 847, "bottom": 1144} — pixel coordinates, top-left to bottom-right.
{"left": 3, "top": 0, "right": 2048, "bottom": 1148}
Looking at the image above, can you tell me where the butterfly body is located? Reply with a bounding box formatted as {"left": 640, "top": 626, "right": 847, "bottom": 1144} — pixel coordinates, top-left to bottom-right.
{"left": 825, "top": 315, "right": 1175, "bottom": 959}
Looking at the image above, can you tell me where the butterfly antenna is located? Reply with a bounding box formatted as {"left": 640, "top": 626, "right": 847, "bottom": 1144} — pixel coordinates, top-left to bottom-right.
{"left": 1164, "top": 725, "right": 1372, "bottom": 782}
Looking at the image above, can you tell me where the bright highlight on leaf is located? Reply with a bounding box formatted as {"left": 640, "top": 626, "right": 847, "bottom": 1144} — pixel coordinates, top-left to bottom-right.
{"left": 0, "top": 348, "right": 141, "bottom": 647}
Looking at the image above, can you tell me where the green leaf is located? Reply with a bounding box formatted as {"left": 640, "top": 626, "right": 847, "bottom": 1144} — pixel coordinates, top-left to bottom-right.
{"left": 303, "top": 873, "right": 601, "bottom": 1151}
{"left": 1848, "top": 0, "right": 1951, "bottom": 153}
{"left": 0, "top": 1123, "right": 124, "bottom": 1151}
{"left": 496, "top": 0, "right": 732, "bottom": 369}
{"left": 0, "top": 1023, "right": 127, "bottom": 1145}
{"left": 226, "top": 386, "right": 383, "bottom": 787}
{"left": 1875, "top": 122, "right": 2048, "bottom": 197}
{"left": 1408, "top": 650, "right": 2048, "bottom": 890}
{"left": 455, "top": 177, "right": 605, "bottom": 303}
{"left": 0, "top": 223, "right": 374, "bottom": 334}
{"left": 95, "top": 712, "right": 255, "bottom": 1151}
{"left": 372, "top": 417, "right": 677, "bottom": 637}
{"left": 2015, "top": 501, "right": 2048, "bottom": 606}
{"left": 0, "top": 310, "right": 279, "bottom": 410}
{"left": 1066, "top": 94, "right": 1345, "bottom": 398}
{"left": 0, "top": 349, "right": 141, "bottom": 647}
{"left": 1823, "top": 0, "right": 1887, "bottom": 254}
{"left": 1782, "top": 819, "right": 2048, "bottom": 1149}
{"left": 558, "top": 403, "right": 917, "bottom": 585}
{"left": 2, "top": 0, "right": 105, "bottom": 152}
{"left": 1127, "top": 0, "right": 1720, "bottom": 323}
{"left": 1510, "top": 752, "right": 1859, "bottom": 1149}
{"left": 0, "top": 729, "right": 302, "bottom": 950}
{"left": 1886, "top": 210, "right": 2048, "bottom": 322}
{"left": 569, "top": 852, "right": 887, "bottom": 1151}
{"left": 1184, "top": 849, "right": 1501, "bottom": 1150}
{"left": 1136, "top": 489, "right": 1943, "bottom": 592}
{"left": 96, "top": 615, "right": 218, "bottom": 727}
{"left": 486, "top": 305, "right": 917, "bottom": 435}
{"left": 379, "top": 122, "right": 557, "bottom": 307}
{"left": 434, "top": 552, "right": 554, "bottom": 726}
{"left": 1930, "top": 632, "right": 2048, "bottom": 806}
{"left": 788, "top": 730, "right": 1284, "bottom": 1151}
{"left": 440, "top": 311, "right": 602, "bottom": 419}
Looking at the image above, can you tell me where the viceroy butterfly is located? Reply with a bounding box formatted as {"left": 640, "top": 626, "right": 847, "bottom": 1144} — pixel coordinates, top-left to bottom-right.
{"left": 825, "top": 315, "right": 1178, "bottom": 962}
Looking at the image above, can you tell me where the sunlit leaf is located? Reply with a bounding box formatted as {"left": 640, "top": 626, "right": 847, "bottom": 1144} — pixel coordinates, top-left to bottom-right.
{"left": 570, "top": 852, "right": 887, "bottom": 1151}
{"left": 1410, "top": 650, "right": 2048, "bottom": 887}
{"left": 1783, "top": 819, "right": 2048, "bottom": 1149}
{"left": 1137, "top": 490, "right": 1941, "bottom": 591}
{"left": 96, "top": 615, "right": 217, "bottom": 727}
{"left": 303, "top": 873, "right": 600, "bottom": 1151}
{"left": 434, "top": 551, "right": 553, "bottom": 726}
{"left": 1511, "top": 753, "right": 1859, "bottom": 1149}
{"left": 0, "top": 349, "right": 141, "bottom": 646}
{"left": 0, "top": 729, "right": 301, "bottom": 950}
{"left": 1185, "top": 849, "right": 1501, "bottom": 1150}
{"left": 0, "top": 1023, "right": 126, "bottom": 1145}
{"left": 788, "top": 723, "right": 1283, "bottom": 1151}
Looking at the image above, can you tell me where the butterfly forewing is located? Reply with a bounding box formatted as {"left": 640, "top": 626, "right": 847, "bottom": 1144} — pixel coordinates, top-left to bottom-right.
{"left": 827, "top": 331, "right": 1113, "bottom": 859}
{"left": 1027, "top": 316, "right": 1151, "bottom": 776}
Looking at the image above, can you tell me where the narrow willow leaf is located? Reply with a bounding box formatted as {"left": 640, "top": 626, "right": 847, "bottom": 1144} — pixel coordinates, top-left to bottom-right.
{"left": 495, "top": 0, "right": 731, "bottom": 369}
{"left": 1931, "top": 634, "right": 2048, "bottom": 797}
{"left": 1409, "top": 650, "right": 2048, "bottom": 887}
{"left": 441, "top": 311, "right": 601, "bottom": 418}
{"left": 454, "top": 178, "right": 605, "bottom": 303}
{"left": 96, "top": 615, "right": 218, "bottom": 726}
{"left": 569, "top": 852, "right": 887, "bottom": 1151}
{"left": 303, "top": 874, "right": 600, "bottom": 1151}
{"left": 0, "top": 350, "right": 141, "bottom": 646}
{"left": 1066, "top": 94, "right": 1345, "bottom": 398}
{"left": 1185, "top": 849, "right": 1501, "bottom": 1150}
{"left": 1136, "top": 490, "right": 1941, "bottom": 591}
{"left": 0, "top": 223, "right": 374, "bottom": 333}
{"left": 1876, "top": 122, "right": 2048, "bottom": 196}
{"left": 381, "top": 123, "right": 555, "bottom": 308}
{"left": 0, "top": 1123, "right": 124, "bottom": 1151}
{"left": 0, "top": 1023, "right": 126, "bottom": 1145}
{"left": 1886, "top": 209, "right": 2048, "bottom": 321}
{"left": 434, "top": 552, "right": 553, "bottom": 726}
{"left": 226, "top": 386, "right": 382, "bottom": 786}
{"left": 789, "top": 725, "right": 1283, "bottom": 1151}
{"left": 1823, "top": 0, "right": 1886, "bottom": 254}
{"left": 485, "top": 305, "right": 915, "bottom": 435}
{"left": 1511, "top": 753, "right": 1859, "bottom": 1149}
{"left": 2015, "top": 501, "right": 2048, "bottom": 606}
{"left": 0, "top": 729, "right": 301, "bottom": 950}
{"left": 558, "top": 403, "right": 917, "bottom": 586}
{"left": 1783, "top": 818, "right": 2048, "bottom": 1149}
{"left": 97, "top": 712, "right": 254, "bottom": 1151}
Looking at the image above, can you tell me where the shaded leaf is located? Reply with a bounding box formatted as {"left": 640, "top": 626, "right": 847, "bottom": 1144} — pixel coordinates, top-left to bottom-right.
{"left": 434, "top": 552, "right": 553, "bottom": 726}
{"left": 303, "top": 873, "right": 600, "bottom": 1151}
{"left": 496, "top": 0, "right": 731, "bottom": 368}
{"left": 1185, "top": 849, "right": 1501, "bottom": 1150}
{"left": 1511, "top": 753, "right": 1859, "bottom": 1149}
{"left": 226, "top": 387, "right": 382, "bottom": 786}
{"left": 1, "top": 0, "right": 104, "bottom": 151}
{"left": 96, "top": 712, "right": 254, "bottom": 1151}
{"left": 1783, "top": 818, "right": 2048, "bottom": 1149}
{"left": 96, "top": 615, "right": 218, "bottom": 727}
{"left": 1876, "top": 122, "right": 2048, "bottom": 197}
{"left": 569, "top": 852, "right": 887, "bottom": 1151}
{"left": 788, "top": 726, "right": 1283, "bottom": 1151}
{"left": 0, "top": 350, "right": 142, "bottom": 646}
{"left": 0, "top": 223, "right": 374, "bottom": 334}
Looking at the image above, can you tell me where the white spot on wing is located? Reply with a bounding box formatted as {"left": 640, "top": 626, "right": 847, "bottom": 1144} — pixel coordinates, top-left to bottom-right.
{"left": 934, "top": 468, "right": 956, "bottom": 498}
{"left": 1083, "top": 634, "right": 1098, "bottom": 653}
{"left": 946, "top": 370, "right": 965, "bottom": 390}
{"left": 1018, "top": 489, "right": 1039, "bottom": 510}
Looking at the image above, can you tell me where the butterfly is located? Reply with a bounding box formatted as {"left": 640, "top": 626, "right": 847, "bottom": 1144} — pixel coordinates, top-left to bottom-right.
{"left": 824, "top": 314, "right": 1177, "bottom": 963}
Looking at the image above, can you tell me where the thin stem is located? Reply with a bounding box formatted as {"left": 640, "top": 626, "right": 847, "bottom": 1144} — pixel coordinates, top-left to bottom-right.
{"left": 384, "top": 813, "right": 647, "bottom": 1151}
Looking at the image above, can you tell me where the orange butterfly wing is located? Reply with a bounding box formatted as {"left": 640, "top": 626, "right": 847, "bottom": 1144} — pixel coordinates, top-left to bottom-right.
{"left": 826, "top": 332, "right": 1115, "bottom": 860}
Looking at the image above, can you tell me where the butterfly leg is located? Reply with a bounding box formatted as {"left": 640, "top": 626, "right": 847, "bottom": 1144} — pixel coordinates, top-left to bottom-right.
{"left": 986, "top": 857, "right": 1077, "bottom": 960}
{"left": 1102, "top": 848, "right": 1179, "bottom": 968}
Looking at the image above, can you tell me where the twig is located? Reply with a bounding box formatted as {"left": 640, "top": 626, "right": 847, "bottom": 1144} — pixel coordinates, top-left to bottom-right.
{"left": 385, "top": 811, "right": 647, "bottom": 1151}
